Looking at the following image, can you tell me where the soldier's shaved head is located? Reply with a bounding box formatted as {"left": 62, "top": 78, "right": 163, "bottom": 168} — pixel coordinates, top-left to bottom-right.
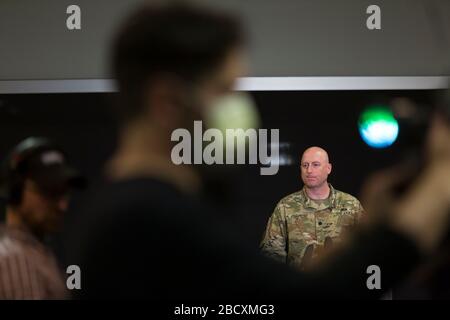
{"left": 301, "top": 146, "right": 330, "bottom": 164}
{"left": 300, "top": 146, "right": 332, "bottom": 190}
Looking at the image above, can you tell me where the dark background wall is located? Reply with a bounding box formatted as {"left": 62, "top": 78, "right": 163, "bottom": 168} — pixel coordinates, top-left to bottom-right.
{"left": 0, "top": 90, "right": 438, "bottom": 245}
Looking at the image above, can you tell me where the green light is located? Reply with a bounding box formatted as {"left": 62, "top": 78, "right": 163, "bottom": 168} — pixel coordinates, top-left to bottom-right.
{"left": 358, "top": 105, "right": 399, "bottom": 148}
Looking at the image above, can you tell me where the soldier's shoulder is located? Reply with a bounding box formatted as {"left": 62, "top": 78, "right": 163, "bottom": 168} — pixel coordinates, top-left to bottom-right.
{"left": 277, "top": 190, "right": 305, "bottom": 206}
{"left": 334, "top": 189, "right": 361, "bottom": 205}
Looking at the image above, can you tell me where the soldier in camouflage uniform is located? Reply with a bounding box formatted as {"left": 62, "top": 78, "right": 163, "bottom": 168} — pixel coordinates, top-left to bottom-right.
{"left": 260, "top": 146, "right": 365, "bottom": 270}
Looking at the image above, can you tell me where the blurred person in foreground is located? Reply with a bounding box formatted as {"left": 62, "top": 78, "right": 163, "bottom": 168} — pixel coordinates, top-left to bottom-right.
{"left": 0, "top": 137, "right": 85, "bottom": 299}
{"left": 65, "top": 3, "right": 450, "bottom": 300}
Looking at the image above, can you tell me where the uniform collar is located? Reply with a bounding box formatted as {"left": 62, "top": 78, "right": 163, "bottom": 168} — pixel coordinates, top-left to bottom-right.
{"left": 301, "top": 183, "right": 337, "bottom": 210}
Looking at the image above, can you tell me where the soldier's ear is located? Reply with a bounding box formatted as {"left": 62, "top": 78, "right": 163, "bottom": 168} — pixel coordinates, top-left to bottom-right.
{"left": 327, "top": 163, "right": 332, "bottom": 174}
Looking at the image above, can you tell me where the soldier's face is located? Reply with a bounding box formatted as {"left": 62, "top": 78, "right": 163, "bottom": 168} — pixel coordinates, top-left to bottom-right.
{"left": 300, "top": 150, "right": 332, "bottom": 188}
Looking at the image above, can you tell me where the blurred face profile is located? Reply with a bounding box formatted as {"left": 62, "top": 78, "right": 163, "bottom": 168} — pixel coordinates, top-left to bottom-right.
{"left": 198, "top": 48, "right": 246, "bottom": 111}
{"left": 176, "top": 47, "right": 247, "bottom": 126}
{"left": 18, "top": 179, "right": 69, "bottom": 234}
{"left": 301, "top": 148, "right": 332, "bottom": 189}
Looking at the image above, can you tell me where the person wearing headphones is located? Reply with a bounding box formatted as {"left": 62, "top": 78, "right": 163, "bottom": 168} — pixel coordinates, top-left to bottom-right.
{"left": 0, "top": 137, "right": 85, "bottom": 299}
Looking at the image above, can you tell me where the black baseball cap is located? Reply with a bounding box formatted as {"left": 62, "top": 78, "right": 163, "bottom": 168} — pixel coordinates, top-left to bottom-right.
{"left": 21, "top": 148, "right": 86, "bottom": 195}
{"left": 1, "top": 137, "right": 86, "bottom": 199}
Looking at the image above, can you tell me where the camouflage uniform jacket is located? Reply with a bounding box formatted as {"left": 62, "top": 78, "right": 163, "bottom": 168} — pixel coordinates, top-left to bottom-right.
{"left": 260, "top": 184, "right": 364, "bottom": 270}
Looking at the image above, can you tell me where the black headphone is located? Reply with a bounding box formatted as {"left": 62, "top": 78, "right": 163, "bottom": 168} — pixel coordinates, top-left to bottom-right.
{"left": 1, "top": 137, "right": 56, "bottom": 205}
